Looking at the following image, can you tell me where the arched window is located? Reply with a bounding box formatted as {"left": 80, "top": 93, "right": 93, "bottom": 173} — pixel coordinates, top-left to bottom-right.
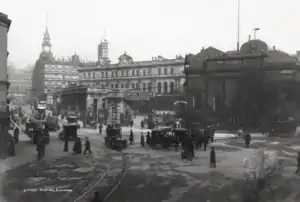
{"left": 163, "top": 82, "right": 168, "bottom": 93}
{"left": 147, "top": 82, "right": 151, "bottom": 92}
{"left": 142, "top": 83, "right": 146, "bottom": 91}
{"left": 170, "top": 82, "right": 174, "bottom": 93}
{"left": 157, "top": 82, "right": 162, "bottom": 94}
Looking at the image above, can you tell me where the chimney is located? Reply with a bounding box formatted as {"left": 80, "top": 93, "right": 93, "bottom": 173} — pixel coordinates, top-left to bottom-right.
{"left": 248, "top": 35, "right": 251, "bottom": 41}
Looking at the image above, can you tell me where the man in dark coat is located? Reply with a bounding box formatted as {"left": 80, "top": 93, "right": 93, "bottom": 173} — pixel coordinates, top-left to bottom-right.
{"left": 73, "top": 137, "right": 82, "bottom": 154}
{"left": 36, "top": 130, "right": 46, "bottom": 160}
{"left": 140, "top": 120, "right": 144, "bottom": 129}
{"left": 13, "top": 127, "right": 19, "bottom": 144}
{"left": 98, "top": 124, "right": 103, "bottom": 135}
{"left": 244, "top": 132, "right": 251, "bottom": 148}
{"left": 203, "top": 128, "right": 210, "bottom": 151}
{"left": 140, "top": 132, "right": 145, "bottom": 147}
{"left": 130, "top": 120, "right": 134, "bottom": 128}
{"left": 83, "top": 137, "right": 92, "bottom": 154}
{"left": 146, "top": 131, "right": 151, "bottom": 146}
{"left": 210, "top": 125, "right": 215, "bottom": 143}
{"left": 210, "top": 147, "right": 216, "bottom": 168}
{"left": 129, "top": 130, "right": 134, "bottom": 145}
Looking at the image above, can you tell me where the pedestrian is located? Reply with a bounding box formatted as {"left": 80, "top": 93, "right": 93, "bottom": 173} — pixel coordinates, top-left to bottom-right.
{"left": 210, "top": 147, "right": 216, "bottom": 168}
{"left": 129, "top": 130, "right": 134, "bottom": 145}
{"left": 98, "top": 124, "right": 103, "bottom": 135}
{"left": 210, "top": 125, "right": 215, "bottom": 143}
{"left": 203, "top": 128, "right": 209, "bottom": 151}
{"left": 73, "top": 137, "right": 82, "bottom": 154}
{"left": 8, "top": 135, "right": 15, "bottom": 156}
{"left": 13, "top": 127, "right": 19, "bottom": 144}
{"left": 83, "top": 137, "right": 92, "bottom": 154}
{"left": 244, "top": 132, "right": 251, "bottom": 148}
{"left": 36, "top": 131, "right": 46, "bottom": 160}
{"left": 130, "top": 120, "right": 133, "bottom": 128}
{"left": 146, "top": 131, "right": 151, "bottom": 146}
{"left": 90, "top": 191, "right": 102, "bottom": 202}
{"left": 141, "top": 120, "right": 144, "bottom": 129}
{"left": 295, "top": 151, "right": 300, "bottom": 173}
{"left": 140, "top": 132, "right": 145, "bottom": 147}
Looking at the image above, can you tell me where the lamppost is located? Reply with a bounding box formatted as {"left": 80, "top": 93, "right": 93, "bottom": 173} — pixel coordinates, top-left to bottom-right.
{"left": 253, "top": 28, "right": 260, "bottom": 40}
{"left": 184, "top": 54, "right": 190, "bottom": 128}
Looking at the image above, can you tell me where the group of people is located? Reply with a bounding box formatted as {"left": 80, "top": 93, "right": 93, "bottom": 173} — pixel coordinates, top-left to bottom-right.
{"left": 73, "top": 137, "right": 92, "bottom": 155}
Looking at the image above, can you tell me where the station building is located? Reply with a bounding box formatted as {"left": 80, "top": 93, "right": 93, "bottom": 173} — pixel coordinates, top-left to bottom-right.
{"left": 184, "top": 39, "right": 300, "bottom": 127}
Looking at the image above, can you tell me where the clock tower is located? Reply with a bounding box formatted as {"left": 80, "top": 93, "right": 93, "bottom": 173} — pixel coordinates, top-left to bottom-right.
{"left": 97, "top": 38, "right": 109, "bottom": 65}
{"left": 42, "top": 27, "right": 51, "bottom": 53}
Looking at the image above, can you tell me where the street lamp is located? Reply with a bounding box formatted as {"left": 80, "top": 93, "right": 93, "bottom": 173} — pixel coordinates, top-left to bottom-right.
{"left": 253, "top": 28, "right": 260, "bottom": 40}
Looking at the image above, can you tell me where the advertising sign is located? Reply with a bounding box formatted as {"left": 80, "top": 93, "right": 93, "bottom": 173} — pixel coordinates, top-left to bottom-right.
{"left": 125, "top": 90, "right": 155, "bottom": 101}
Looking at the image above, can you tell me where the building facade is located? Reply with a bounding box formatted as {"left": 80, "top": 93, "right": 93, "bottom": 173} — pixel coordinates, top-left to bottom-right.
{"left": 8, "top": 65, "right": 33, "bottom": 104}
{"left": 0, "top": 12, "right": 11, "bottom": 157}
{"left": 184, "top": 40, "right": 300, "bottom": 127}
{"left": 32, "top": 27, "right": 81, "bottom": 101}
{"left": 78, "top": 39, "right": 186, "bottom": 94}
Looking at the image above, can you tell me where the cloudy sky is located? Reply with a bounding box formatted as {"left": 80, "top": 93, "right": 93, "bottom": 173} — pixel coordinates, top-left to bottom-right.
{"left": 2, "top": 0, "right": 300, "bottom": 68}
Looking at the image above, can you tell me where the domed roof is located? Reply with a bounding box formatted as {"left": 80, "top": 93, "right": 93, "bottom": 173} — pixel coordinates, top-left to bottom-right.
{"left": 240, "top": 40, "right": 268, "bottom": 53}
{"left": 265, "top": 50, "right": 296, "bottom": 63}
{"left": 196, "top": 46, "right": 224, "bottom": 59}
{"left": 118, "top": 51, "right": 132, "bottom": 60}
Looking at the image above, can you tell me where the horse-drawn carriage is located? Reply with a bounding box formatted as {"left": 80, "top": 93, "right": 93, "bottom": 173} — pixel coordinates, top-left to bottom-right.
{"left": 149, "top": 127, "right": 188, "bottom": 149}
{"left": 25, "top": 119, "right": 49, "bottom": 145}
{"left": 59, "top": 123, "right": 78, "bottom": 140}
{"left": 104, "top": 124, "right": 127, "bottom": 150}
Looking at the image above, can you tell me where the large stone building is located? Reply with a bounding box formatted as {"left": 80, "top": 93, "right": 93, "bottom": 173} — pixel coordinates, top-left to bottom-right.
{"left": 78, "top": 39, "right": 186, "bottom": 94}
{"left": 184, "top": 39, "right": 300, "bottom": 127}
{"left": 0, "top": 12, "right": 11, "bottom": 157}
{"left": 8, "top": 64, "right": 33, "bottom": 104}
{"left": 32, "top": 27, "right": 82, "bottom": 101}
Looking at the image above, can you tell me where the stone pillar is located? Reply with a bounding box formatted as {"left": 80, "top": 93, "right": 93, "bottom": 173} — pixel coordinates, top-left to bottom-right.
{"left": 0, "top": 13, "right": 11, "bottom": 157}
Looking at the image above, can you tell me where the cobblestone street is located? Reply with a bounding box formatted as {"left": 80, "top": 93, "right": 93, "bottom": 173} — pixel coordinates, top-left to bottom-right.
{"left": 3, "top": 149, "right": 124, "bottom": 202}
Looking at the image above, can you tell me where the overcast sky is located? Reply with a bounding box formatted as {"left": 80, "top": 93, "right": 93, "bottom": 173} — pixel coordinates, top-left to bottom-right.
{"left": 2, "top": 0, "right": 300, "bottom": 68}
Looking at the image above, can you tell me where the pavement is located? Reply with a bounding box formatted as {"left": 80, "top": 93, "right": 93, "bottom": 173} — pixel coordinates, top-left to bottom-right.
{"left": 103, "top": 136, "right": 300, "bottom": 202}
{"left": 3, "top": 149, "right": 124, "bottom": 202}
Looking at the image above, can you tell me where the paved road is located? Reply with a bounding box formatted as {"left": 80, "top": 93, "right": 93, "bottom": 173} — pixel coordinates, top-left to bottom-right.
{"left": 3, "top": 149, "right": 124, "bottom": 202}
{"left": 103, "top": 137, "right": 300, "bottom": 202}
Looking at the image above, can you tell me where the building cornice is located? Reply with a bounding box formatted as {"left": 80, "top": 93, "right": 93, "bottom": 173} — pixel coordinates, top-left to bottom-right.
{"left": 0, "top": 12, "right": 11, "bottom": 31}
{"left": 77, "top": 60, "right": 184, "bottom": 72}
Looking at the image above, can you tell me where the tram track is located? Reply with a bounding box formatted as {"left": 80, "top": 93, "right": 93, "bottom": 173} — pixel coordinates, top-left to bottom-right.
{"left": 13, "top": 115, "right": 131, "bottom": 202}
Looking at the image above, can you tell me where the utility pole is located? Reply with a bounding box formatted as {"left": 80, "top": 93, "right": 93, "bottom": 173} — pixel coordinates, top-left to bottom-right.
{"left": 237, "top": 0, "right": 241, "bottom": 51}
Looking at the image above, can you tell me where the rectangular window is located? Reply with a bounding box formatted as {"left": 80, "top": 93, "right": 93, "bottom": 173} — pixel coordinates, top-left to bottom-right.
{"left": 143, "top": 69, "right": 146, "bottom": 76}
{"left": 101, "top": 72, "right": 104, "bottom": 77}
{"left": 121, "top": 83, "right": 124, "bottom": 88}
{"left": 125, "top": 83, "right": 129, "bottom": 88}
{"left": 111, "top": 84, "right": 114, "bottom": 89}
{"left": 93, "top": 72, "right": 96, "bottom": 78}
{"left": 115, "top": 83, "right": 119, "bottom": 88}
{"left": 136, "top": 70, "right": 140, "bottom": 76}
{"left": 121, "top": 71, "right": 124, "bottom": 77}
{"left": 132, "top": 70, "right": 135, "bottom": 76}
{"left": 105, "top": 72, "right": 108, "bottom": 77}
{"left": 164, "top": 68, "right": 168, "bottom": 75}
{"left": 132, "top": 83, "right": 135, "bottom": 89}
{"left": 158, "top": 68, "right": 161, "bottom": 75}
{"left": 170, "top": 68, "right": 174, "bottom": 75}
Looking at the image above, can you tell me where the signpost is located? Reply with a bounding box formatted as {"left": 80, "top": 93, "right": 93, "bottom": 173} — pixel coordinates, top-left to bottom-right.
{"left": 124, "top": 90, "right": 155, "bottom": 101}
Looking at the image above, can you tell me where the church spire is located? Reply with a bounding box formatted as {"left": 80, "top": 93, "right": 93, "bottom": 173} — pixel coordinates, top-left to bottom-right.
{"left": 42, "top": 13, "right": 51, "bottom": 53}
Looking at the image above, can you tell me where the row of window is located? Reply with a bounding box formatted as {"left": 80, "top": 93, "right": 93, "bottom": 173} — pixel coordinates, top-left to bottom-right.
{"left": 45, "top": 74, "right": 79, "bottom": 80}
{"left": 83, "top": 82, "right": 176, "bottom": 93}
{"left": 45, "top": 81, "right": 77, "bottom": 85}
{"left": 82, "top": 67, "right": 178, "bottom": 79}
{"left": 45, "top": 65, "right": 76, "bottom": 70}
